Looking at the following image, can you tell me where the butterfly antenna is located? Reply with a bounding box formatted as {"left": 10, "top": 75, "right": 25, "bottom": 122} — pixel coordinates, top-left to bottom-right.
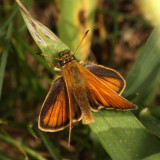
{"left": 73, "top": 30, "right": 89, "bottom": 55}
{"left": 37, "top": 53, "right": 62, "bottom": 61}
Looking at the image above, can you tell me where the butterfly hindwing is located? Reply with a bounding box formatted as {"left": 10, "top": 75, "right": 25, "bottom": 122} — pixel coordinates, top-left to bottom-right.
{"left": 38, "top": 77, "right": 81, "bottom": 132}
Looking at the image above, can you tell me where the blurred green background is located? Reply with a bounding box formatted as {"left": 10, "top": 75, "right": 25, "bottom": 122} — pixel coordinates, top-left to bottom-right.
{"left": 0, "top": 0, "right": 160, "bottom": 160}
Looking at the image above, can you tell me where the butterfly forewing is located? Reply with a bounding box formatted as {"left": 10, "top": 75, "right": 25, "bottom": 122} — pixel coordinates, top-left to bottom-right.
{"left": 38, "top": 77, "right": 81, "bottom": 132}
{"left": 84, "top": 64, "right": 125, "bottom": 94}
{"left": 81, "top": 64, "right": 137, "bottom": 111}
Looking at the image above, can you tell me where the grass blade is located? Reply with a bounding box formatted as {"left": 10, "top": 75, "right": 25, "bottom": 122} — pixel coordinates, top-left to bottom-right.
{"left": 0, "top": 152, "right": 12, "bottom": 160}
{"left": 0, "top": 43, "right": 9, "bottom": 100}
{"left": 124, "top": 27, "right": 160, "bottom": 105}
{"left": 0, "top": 133, "right": 47, "bottom": 160}
{"left": 38, "top": 130, "right": 61, "bottom": 160}
{"left": 0, "top": 24, "right": 13, "bottom": 100}
{"left": 16, "top": 0, "right": 69, "bottom": 64}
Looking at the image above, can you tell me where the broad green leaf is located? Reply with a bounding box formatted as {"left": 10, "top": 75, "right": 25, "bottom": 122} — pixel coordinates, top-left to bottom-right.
{"left": 140, "top": 107, "right": 160, "bottom": 138}
{"left": 90, "top": 110, "right": 160, "bottom": 160}
{"left": 149, "top": 106, "right": 160, "bottom": 119}
{"left": 124, "top": 27, "right": 160, "bottom": 105}
{"left": 142, "top": 152, "right": 160, "bottom": 160}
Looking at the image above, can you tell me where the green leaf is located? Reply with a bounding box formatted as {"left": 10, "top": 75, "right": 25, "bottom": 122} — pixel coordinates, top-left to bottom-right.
{"left": 38, "top": 130, "right": 61, "bottom": 160}
{"left": 57, "top": 0, "right": 98, "bottom": 61}
{"left": 140, "top": 107, "right": 160, "bottom": 138}
{"left": 0, "top": 43, "right": 9, "bottom": 100}
{"left": 0, "top": 152, "right": 12, "bottom": 160}
{"left": 124, "top": 27, "right": 160, "bottom": 105}
{"left": 142, "top": 152, "right": 160, "bottom": 160}
{"left": 89, "top": 110, "right": 160, "bottom": 160}
{"left": 16, "top": 0, "right": 69, "bottom": 65}
{"left": 149, "top": 106, "right": 160, "bottom": 119}
{"left": 0, "top": 133, "right": 47, "bottom": 160}
{"left": 0, "top": 24, "right": 12, "bottom": 100}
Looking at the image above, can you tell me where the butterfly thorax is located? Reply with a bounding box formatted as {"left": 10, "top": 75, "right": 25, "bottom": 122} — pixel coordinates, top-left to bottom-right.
{"left": 59, "top": 49, "right": 75, "bottom": 67}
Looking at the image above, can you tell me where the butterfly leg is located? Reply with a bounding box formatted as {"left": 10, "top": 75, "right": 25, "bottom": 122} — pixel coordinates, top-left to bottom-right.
{"left": 47, "top": 62, "right": 61, "bottom": 71}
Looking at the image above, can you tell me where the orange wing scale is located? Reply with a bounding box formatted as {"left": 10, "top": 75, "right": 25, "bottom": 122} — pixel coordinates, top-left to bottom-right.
{"left": 99, "top": 77, "right": 123, "bottom": 94}
{"left": 42, "top": 89, "right": 69, "bottom": 129}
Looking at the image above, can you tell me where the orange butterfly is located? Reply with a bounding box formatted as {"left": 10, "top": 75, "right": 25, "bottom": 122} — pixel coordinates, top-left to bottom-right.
{"left": 38, "top": 31, "right": 137, "bottom": 144}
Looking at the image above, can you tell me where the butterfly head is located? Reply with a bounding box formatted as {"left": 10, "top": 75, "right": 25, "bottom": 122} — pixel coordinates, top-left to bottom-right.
{"left": 59, "top": 49, "right": 75, "bottom": 66}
